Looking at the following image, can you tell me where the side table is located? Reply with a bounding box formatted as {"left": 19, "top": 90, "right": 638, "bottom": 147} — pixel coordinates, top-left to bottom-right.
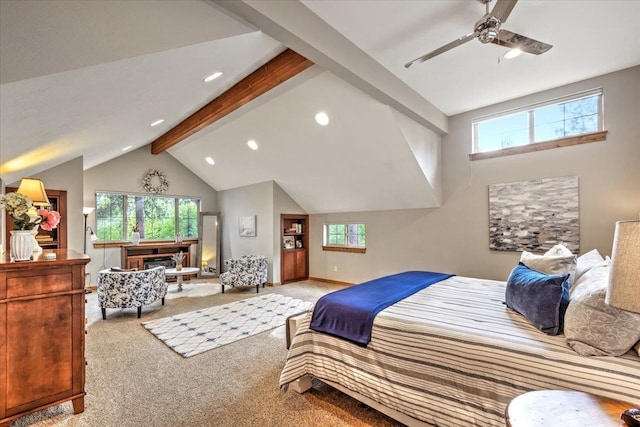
{"left": 506, "top": 390, "right": 635, "bottom": 427}
{"left": 165, "top": 267, "right": 200, "bottom": 292}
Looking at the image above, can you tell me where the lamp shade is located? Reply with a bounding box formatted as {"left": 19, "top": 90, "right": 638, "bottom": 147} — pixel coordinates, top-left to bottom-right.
{"left": 17, "top": 178, "right": 50, "bottom": 207}
{"left": 83, "top": 207, "right": 95, "bottom": 215}
{"left": 606, "top": 220, "right": 640, "bottom": 314}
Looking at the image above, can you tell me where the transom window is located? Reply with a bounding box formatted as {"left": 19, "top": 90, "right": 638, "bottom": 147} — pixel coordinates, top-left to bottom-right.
{"left": 323, "top": 223, "right": 366, "bottom": 248}
{"left": 95, "top": 192, "right": 199, "bottom": 242}
{"left": 473, "top": 89, "right": 603, "bottom": 154}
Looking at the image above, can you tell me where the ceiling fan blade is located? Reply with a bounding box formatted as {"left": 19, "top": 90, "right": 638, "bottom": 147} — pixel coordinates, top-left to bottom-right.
{"left": 405, "top": 32, "right": 476, "bottom": 68}
{"left": 490, "top": 0, "right": 518, "bottom": 23}
{"left": 492, "top": 29, "right": 553, "bottom": 54}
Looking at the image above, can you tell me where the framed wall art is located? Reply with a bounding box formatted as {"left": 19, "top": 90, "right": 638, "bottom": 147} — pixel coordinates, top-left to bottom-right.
{"left": 238, "top": 215, "right": 256, "bottom": 237}
{"left": 489, "top": 176, "right": 579, "bottom": 253}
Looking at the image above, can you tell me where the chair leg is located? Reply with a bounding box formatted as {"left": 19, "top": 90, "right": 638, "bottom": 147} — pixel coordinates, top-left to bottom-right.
{"left": 162, "top": 297, "right": 165, "bottom": 305}
{"left": 256, "top": 284, "right": 259, "bottom": 293}
{"left": 221, "top": 284, "right": 225, "bottom": 293}
{"left": 262, "top": 282, "right": 265, "bottom": 288}
{"left": 101, "top": 308, "right": 106, "bottom": 320}
{"left": 137, "top": 307, "right": 142, "bottom": 318}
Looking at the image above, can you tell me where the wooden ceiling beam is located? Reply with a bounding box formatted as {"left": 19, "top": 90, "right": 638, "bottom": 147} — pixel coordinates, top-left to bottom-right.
{"left": 151, "top": 48, "right": 313, "bottom": 154}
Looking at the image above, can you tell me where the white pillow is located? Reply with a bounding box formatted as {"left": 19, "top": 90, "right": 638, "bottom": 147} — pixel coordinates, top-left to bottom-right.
{"left": 565, "top": 265, "right": 640, "bottom": 356}
{"left": 574, "top": 249, "right": 608, "bottom": 284}
{"left": 520, "top": 246, "right": 577, "bottom": 287}
{"left": 544, "top": 243, "right": 574, "bottom": 257}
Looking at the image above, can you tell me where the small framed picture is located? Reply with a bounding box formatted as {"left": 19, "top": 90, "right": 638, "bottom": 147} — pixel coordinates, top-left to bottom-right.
{"left": 295, "top": 240, "right": 303, "bottom": 248}
{"left": 283, "top": 236, "right": 295, "bottom": 249}
{"left": 239, "top": 215, "right": 256, "bottom": 237}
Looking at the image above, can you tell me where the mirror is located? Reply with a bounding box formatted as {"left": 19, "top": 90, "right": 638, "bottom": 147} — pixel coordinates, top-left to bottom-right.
{"left": 197, "top": 212, "right": 221, "bottom": 278}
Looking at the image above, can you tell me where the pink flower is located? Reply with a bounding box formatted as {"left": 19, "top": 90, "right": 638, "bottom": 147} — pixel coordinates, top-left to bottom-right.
{"left": 38, "top": 208, "right": 61, "bottom": 231}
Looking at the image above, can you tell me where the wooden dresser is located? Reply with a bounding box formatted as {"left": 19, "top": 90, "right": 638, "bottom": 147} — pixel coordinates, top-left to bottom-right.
{"left": 0, "top": 250, "right": 90, "bottom": 427}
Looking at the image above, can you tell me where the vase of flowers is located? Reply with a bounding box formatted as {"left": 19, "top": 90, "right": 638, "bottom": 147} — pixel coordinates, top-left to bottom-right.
{"left": 131, "top": 223, "right": 141, "bottom": 245}
{"left": 0, "top": 192, "right": 61, "bottom": 261}
{"left": 172, "top": 251, "right": 185, "bottom": 271}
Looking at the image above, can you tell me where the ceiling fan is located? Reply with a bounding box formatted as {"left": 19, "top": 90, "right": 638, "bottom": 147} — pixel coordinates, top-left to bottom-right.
{"left": 405, "top": 0, "right": 552, "bottom": 68}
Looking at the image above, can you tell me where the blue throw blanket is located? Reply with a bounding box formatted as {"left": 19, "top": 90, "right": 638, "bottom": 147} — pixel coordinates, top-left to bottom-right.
{"left": 310, "top": 271, "right": 454, "bottom": 346}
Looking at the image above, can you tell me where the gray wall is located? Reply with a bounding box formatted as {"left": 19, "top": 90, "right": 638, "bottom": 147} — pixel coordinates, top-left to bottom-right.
{"left": 218, "top": 180, "right": 275, "bottom": 281}
{"left": 83, "top": 145, "right": 217, "bottom": 284}
{"left": 217, "top": 180, "right": 307, "bottom": 284}
{"left": 309, "top": 66, "right": 640, "bottom": 283}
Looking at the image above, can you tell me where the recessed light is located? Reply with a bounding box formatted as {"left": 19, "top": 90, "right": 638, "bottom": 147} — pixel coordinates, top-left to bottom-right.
{"left": 315, "top": 112, "right": 329, "bottom": 126}
{"left": 247, "top": 140, "right": 258, "bottom": 150}
{"left": 504, "top": 48, "right": 523, "bottom": 59}
{"left": 204, "top": 71, "right": 223, "bottom": 82}
{"left": 122, "top": 145, "right": 133, "bottom": 151}
{"left": 150, "top": 119, "right": 164, "bottom": 127}
{"left": 205, "top": 157, "right": 215, "bottom": 165}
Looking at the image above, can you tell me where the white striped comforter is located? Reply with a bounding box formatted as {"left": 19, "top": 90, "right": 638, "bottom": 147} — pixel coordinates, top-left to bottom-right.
{"left": 279, "top": 276, "right": 640, "bottom": 427}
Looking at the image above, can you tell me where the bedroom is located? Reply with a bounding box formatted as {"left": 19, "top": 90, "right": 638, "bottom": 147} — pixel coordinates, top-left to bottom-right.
{"left": 1, "top": 1, "right": 639, "bottom": 426}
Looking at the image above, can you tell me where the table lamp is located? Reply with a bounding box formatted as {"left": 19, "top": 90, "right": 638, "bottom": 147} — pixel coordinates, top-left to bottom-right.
{"left": 605, "top": 220, "right": 640, "bottom": 427}
{"left": 17, "top": 178, "right": 50, "bottom": 253}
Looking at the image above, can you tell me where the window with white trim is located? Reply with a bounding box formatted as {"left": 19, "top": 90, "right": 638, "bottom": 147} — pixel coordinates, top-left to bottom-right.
{"left": 473, "top": 89, "right": 603, "bottom": 154}
{"left": 323, "top": 223, "right": 366, "bottom": 248}
{"left": 95, "top": 192, "right": 199, "bottom": 242}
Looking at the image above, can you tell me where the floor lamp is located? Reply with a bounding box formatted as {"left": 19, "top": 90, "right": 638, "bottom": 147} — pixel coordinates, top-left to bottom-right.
{"left": 82, "top": 207, "right": 95, "bottom": 293}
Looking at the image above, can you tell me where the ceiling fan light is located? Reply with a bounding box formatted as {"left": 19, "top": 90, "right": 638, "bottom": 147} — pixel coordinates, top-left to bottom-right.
{"left": 504, "top": 48, "right": 523, "bottom": 59}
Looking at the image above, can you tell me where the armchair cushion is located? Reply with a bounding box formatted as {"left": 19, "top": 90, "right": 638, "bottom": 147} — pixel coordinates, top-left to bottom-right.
{"left": 97, "top": 266, "right": 167, "bottom": 318}
{"left": 220, "top": 255, "right": 268, "bottom": 293}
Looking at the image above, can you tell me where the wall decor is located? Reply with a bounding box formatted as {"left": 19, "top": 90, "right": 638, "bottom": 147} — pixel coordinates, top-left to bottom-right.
{"left": 489, "top": 176, "right": 579, "bottom": 253}
{"left": 141, "top": 169, "right": 169, "bottom": 194}
{"left": 238, "top": 215, "right": 256, "bottom": 237}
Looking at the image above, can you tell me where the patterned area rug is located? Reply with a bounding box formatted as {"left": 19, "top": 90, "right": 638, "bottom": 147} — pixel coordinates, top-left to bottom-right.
{"left": 142, "top": 293, "right": 312, "bottom": 357}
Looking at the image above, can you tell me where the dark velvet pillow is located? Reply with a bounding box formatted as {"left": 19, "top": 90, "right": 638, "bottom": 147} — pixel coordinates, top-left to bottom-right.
{"left": 505, "top": 263, "right": 569, "bottom": 335}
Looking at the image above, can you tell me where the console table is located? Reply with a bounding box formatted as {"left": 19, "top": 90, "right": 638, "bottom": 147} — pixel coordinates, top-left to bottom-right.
{"left": 0, "top": 249, "right": 90, "bottom": 427}
{"left": 121, "top": 243, "right": 191, "bottom": 271}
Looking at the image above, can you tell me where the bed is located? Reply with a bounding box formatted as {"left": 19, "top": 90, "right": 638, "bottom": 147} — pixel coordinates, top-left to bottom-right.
{"left": 279, "top": 275, "right": 640, "bottom": 427}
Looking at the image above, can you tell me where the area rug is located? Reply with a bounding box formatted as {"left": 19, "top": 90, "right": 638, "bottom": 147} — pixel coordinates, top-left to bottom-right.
{"left": 142, "top": 293, "right": 312, "bottom": 357}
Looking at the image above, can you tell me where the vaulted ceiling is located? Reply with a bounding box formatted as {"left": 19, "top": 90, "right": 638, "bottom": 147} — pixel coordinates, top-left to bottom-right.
{"left": 2, "top": 0, "right": 639, "bottom": 213}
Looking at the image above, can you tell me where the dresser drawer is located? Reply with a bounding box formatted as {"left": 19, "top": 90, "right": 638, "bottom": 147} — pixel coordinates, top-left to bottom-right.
{"left": 5, "top": 269, "right": 74, "bottom": 298}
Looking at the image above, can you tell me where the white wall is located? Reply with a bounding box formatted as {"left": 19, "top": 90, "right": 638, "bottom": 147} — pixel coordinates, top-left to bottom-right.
{"left": 83, "top": 145, "right": 217, "bottom": 284}
{"left": 309, "top": 66, "right": 640, "bottom": 283}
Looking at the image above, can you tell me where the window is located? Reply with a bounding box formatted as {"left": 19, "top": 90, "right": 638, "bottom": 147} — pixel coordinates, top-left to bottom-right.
{"left": 323, "top": 223, "right": 366, "bottom": 253}
{"left": 96, "top": 192, "right": 200, "bottom": 242}
{"left": 472, "top": 89, "right": 604, "bottom": 157}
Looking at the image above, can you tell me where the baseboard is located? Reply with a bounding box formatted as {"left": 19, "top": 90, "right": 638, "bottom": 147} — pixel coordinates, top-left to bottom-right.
{"left": 308, "top": 276, "right": 354, "bottom": 286}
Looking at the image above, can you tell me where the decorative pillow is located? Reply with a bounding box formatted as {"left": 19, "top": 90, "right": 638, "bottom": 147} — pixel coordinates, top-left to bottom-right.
{"left": 520, "top": 246, "right": 577, "bottom": 287}
{"left": 574, "top": 249, "right": 607, "bottom": 284}
{"left": 505, "top": 263, "right": 570, "bottom": 335}
{"left": 564, "top": 265, "right": 640, "bottom": 356}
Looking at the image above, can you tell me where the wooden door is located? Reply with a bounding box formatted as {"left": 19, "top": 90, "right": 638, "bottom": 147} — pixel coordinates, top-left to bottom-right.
{"left": 282, "top": 250, "right": 297, "bottom": 282}
{"left": 294, "top": 250, "right": 307, "bottom": 279}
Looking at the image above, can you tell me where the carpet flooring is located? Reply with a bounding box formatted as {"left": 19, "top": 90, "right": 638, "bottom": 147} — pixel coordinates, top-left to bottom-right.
{"left": 143, "top": 293, "right": 312, "bottom": 357}
{"left": 10, "top": 280, "right": 401, "bottom": 427}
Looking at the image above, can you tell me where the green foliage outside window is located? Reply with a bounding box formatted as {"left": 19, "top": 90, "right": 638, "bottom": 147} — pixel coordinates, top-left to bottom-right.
{"left": 95, "top": 193, "right": 200, "bottom": 242}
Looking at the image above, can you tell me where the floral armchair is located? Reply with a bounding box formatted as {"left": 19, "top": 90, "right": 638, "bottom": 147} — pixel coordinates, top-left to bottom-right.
{"left": 97, "top": 266, "right": 168, "bottom": 319}
{"left": 219, "top": 255, "right": 268, "bottom": 293}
